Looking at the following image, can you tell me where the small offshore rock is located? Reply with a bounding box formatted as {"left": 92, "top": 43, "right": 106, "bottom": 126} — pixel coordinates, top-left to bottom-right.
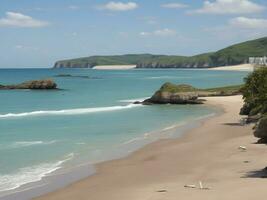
{"left": 0, "top": 79, "right": 57, "bottom": 90}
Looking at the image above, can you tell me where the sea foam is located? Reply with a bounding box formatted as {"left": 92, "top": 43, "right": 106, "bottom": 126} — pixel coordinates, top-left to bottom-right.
{"left": 0, "top": 153, "right": 74, "bottom": 192}
{"left": 119, "top": 97, "right": 149, "bottom": 103}
{"left": 11, "top": 140, "right": 57, "bottom": 148}
{"left": 0, "top": 104, "right": 141, "bottom": 119}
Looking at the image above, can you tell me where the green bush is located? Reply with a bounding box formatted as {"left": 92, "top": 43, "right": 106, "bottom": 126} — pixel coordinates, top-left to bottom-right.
{"left": 241, "top": 67, "right": 267, "bottom": 116}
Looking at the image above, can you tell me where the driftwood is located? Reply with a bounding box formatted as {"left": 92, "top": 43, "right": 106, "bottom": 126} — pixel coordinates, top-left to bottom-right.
{"left": 239, "top": 146, "right": 247, "bottom": 151}
{"left": 184, "top": 181, "right": 211, "bottom": 190}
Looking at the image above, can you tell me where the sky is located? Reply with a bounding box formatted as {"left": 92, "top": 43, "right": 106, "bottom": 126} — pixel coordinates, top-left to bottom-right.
{"left": 0, "top": 0, "right": 267, "bottom": 68}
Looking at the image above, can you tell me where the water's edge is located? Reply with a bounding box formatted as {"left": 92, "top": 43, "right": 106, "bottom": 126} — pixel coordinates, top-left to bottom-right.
{"left": 0, "top": 103, "right": 223, "bottom": 200}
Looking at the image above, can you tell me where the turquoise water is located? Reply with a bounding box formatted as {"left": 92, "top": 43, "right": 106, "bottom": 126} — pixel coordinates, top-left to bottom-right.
{"left": 0, "top": 68, "right": 249, "bottom": 195}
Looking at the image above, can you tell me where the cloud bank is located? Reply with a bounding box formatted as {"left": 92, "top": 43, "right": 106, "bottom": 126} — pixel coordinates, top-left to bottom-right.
{"left": 189, "top": 0, "right": 265, "bottom": 14}
{"left": 0, "top": 12, "right": 49, "bottom": 28}
{"left": 98, "top": 1, "right": 138, "bottom": 11}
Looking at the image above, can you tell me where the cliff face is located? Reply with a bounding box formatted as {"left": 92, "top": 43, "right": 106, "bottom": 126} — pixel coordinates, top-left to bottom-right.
{"left": 54, "top": 62, "right": 93, "bottom": 69}
{"left": 53, "top": 37, "right": 267, "bottom": 69}
{"left": 136, "top": 60, "right": 212, "bottom": 68}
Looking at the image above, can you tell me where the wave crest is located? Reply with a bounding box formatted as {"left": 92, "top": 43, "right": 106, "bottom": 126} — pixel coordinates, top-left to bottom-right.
{"left": 0, "top": 104, "right": 141, "bottom": 119}
{"left": 0, "top": 153, "right": 74, "bottom": 192}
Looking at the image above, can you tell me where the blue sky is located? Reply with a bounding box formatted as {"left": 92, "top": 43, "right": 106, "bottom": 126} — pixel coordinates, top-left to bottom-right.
{"left": 0, "top": 0, "right": 266, "bottom": 68}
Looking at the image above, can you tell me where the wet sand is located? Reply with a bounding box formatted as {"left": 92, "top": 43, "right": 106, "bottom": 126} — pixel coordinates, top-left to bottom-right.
{"left": 35, "top": 96, "right": 267, "bottom": 200}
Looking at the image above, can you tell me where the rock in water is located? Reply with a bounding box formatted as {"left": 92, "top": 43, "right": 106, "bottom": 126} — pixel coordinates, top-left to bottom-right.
{"left": 148, "top": 91, "right": 201, "bottom": 104}
{"left": 144, "top": 83, "right": 202, "bottom": 104}
{"left": 0, "top": 79, "right": 57, "bottom": 90}
{"left": 141, "top": 82, "right": 241, "bottom": 105}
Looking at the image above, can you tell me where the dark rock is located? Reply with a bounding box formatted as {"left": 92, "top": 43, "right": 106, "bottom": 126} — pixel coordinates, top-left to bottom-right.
{"left": 145, "top": 91, "right": 203, "bottom": 104}
{"left": 240, "top": 103, "right": 252, "bottom": 115}
{"left": 256, "top": 138, "right": 267, "bottom": 144}
{"left": 254, "top": 115, "right": 267, "bottom": 139}
{"left": 133, "top": 101, "right": 142, "bottom": 104}
{"left": 54, "top": 74, "right": 100, "bottom": 79}
{"left": 0, "top": 79, "right": 57, "bottom": 90}
{"left": 246, "top": 114, "right": 261, "bottom": 123}
{"left": 142, "top": 100, "right": 154, "bottom": 105}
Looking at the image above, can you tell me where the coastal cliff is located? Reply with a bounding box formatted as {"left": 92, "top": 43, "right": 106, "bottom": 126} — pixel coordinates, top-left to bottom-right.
{"left": 53, "top": 37, "right": 267, "bottom": 69}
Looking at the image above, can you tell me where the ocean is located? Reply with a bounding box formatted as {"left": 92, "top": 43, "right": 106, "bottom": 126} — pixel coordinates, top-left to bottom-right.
{"left": 0, "top": 68, "right": 249, "bottom": 198}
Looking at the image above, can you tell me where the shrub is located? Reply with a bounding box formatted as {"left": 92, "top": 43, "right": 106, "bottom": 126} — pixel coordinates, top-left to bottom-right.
{"left": 241, "top": 67, "right": 267, "bottom": 116}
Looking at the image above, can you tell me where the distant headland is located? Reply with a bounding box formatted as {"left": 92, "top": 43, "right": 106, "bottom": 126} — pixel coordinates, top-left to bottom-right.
{"left": 53, "top": 37, "right": 267, "bottom": 69}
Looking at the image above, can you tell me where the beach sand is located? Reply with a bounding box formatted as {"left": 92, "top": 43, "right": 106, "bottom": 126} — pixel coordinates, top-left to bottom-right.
{"left": 207, "top": 64, "right": 254, "bottom": 71}
{"left": 92, "top": 65, "right": 136, "bottom": 70}
{"left": 35, "top": 95, "right": 267, "bottom": 200}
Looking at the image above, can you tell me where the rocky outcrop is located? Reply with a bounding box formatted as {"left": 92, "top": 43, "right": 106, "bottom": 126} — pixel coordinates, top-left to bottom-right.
{"left": 145, "top": 91, "right": 202, "bottom": 104}
{"left": 141, "top": 82, "right": 241, "bottom": 105}
{"left": 54, "top": 74, "right": 100, "bottom": 79}
{"left": 0, "top": 79, "right": 57, "bottom": 90}
{"left": 254, "top": 115, "right": 267, "bottom": 139}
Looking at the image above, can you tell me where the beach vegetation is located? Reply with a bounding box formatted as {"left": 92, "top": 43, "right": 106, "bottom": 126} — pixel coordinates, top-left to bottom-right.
{"left": 240, "top": 67, "right": 267, "bottom": 116}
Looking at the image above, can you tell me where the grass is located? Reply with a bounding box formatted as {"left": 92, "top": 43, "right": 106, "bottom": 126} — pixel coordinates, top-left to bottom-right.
{"left": 158, "top": 82, "right": 243, "bottom": 95}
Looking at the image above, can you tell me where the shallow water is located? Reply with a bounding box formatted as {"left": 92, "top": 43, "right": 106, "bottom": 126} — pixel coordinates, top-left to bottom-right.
{"left": 0, "top": 68, "right": 248, "bottom": 195}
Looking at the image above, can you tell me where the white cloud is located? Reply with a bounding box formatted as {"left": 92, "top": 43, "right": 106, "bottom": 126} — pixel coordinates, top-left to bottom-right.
{"left": 189, "top": 0, "right": 265, "bottom": 14}
{"left": 204, "top": 16, "right": 267, "bottom": 41}
{"left": 140, "top": 29, "right": 177, "bottom": 37}
{"left": 0, "top": 12, "right": 49, "bottom": 28}
{"left": 98, "top": 2, "right": 138, "bottom": 11}
{"left": 161, "top": 3, "right": 188, "bottom": 9}
{"left": 230, "top": 17, "right": 267, "bottom": 29}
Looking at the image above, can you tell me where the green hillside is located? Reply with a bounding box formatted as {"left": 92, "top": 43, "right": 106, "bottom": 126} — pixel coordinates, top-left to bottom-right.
{"left": 54, "top": 54, "right": 160, "bottom": 68}
{"left": 53, "top": 37, "right": 267, "bottom": 68}
{"left": 210, "top": 37, "right": 267, "bottom": 66}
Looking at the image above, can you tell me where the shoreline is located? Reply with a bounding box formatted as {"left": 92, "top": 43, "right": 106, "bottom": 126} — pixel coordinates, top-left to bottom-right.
{"left": 33, "top": 95, "right": 267, "bottom": 200}
{"left": 207, "top": 64, "right": 254, "bottom": 71}
{"left": 92, "top": 65, "right": 136, "bottom": 70}
{"left": 0, "top": 104, "right": 219, "bottom": 200}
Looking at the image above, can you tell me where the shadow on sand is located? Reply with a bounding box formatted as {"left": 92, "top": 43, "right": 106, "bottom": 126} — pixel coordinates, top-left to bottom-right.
{"left": 223, "top": 122, "right": 245, "bottom": 126}
{"left": 243, "top": 167, "right": 267, "bottom": 178}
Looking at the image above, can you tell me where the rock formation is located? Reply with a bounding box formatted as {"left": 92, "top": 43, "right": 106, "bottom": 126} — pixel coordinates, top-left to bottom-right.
{"left": 0, "top": 79, "right": 57, "bottom": 90}
{"left": 142, "top": 82, "right": 241, "bottom": 105}
{"left": 254, "top": 115, "right": 267, "bottom": 139}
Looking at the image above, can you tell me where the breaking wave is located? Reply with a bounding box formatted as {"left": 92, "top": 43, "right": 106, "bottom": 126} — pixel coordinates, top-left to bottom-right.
{"left": 0, "top": 104, "right": 141, "bottom": 119}
{"left": 0, "top": 153, "right": 74, "bottom": 192}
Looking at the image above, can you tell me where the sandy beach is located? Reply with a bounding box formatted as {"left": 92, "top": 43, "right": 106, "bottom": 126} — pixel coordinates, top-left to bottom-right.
{"left": 35, "top": 95, "right": 267, "bottom": 200}
{"left": 92, "top": 65, "right": 137, "bottom": 70}
{"left": 207, "top": 64, "right": 254, "bottom": 71}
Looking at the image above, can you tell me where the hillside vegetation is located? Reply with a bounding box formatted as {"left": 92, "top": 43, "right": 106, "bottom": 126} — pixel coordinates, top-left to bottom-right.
{"left": 54, "top": 37, "right": 267, "bottom": 68}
